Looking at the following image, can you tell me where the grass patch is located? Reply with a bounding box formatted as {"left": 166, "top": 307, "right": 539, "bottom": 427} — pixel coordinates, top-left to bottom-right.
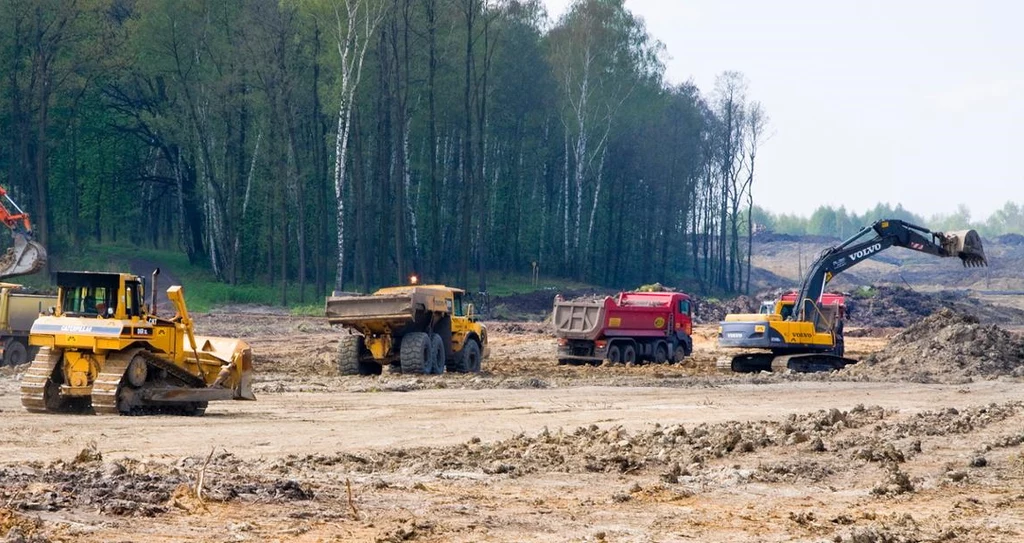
{"left": 473, "top": 273, "right": 593, "bottom": 297}
{"left": 34, "top": 244, "right": 603, "bottom": 312}
{"left": 852, "top": 286, "right": 878, "bottom": 299}
{"left": 40, "top": 244, "right": 328, "bottom": 313}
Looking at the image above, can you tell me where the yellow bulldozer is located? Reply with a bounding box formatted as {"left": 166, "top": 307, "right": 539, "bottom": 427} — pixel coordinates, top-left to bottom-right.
{"left": 21, "top": 269, "right": 255, "bottom": 415}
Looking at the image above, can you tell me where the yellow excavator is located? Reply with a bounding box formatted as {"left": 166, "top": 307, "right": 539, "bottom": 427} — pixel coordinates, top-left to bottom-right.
{"left": 718, "top": 219, "right": 987, "bottom": 372}
{"left": 0, "top": 186, "right": 46, "bottom": 279}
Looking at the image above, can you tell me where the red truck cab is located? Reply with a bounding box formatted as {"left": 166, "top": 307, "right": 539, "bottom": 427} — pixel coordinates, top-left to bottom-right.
{"left": 775, "top": 291, "right": 846, "bottom": 321}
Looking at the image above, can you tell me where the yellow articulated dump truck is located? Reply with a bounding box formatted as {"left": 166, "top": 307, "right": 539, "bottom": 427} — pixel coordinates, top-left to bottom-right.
{"left": 0, "top": 283, "right": 55, "bottom": 366}
{"left": 21, "top": 270, "right": 255, "bottom": 415}
{"left": 326, "top": 284, "right": 488, "bottom": 375}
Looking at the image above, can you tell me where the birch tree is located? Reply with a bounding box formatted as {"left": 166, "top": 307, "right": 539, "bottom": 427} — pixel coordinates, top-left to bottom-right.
{"left": 547, "top": 0, "right": 660, "bottom": 275}
{"left": 743, "top": 100, "right": 768, "bottom": 293}
{"left": 324, "top": 0, "right": 387, "bottom": 292}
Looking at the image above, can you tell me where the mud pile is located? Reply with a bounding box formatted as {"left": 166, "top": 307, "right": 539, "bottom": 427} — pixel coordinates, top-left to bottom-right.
{"left": 489, "top": 288, "right": 615, "bottom": 320}
{"left": 274, "top": 401, "right": 1020, "bottom": 486}
{"left": 693, "top": 295, "right": 760, "bottom": 324}
{"left": 278, "top": 406, "right": 900, "bottom": 479}
{"left": 846, "top": 286, "right": 941, "bottom": 328}
{"left": 845, "top": 308, "right": 1024, "bottom": 383}
{"left": 0, "top": 448, "right": 313, "bottom": 518}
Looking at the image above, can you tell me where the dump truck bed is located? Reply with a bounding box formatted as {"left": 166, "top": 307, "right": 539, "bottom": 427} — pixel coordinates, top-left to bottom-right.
{"left": 551, "top": 298, "right": 609, "bottom": 341}
{"left": 326, "top": 285, "right": 455, "bottom": 333}
{"left": 7, "top": 292, "right": 54, "bottom": 331}
{"left": 326, "top": 293, "right": 417, "bottom": 324}
{"left": 552, "top": 294, "right": 682, "bottom": 341}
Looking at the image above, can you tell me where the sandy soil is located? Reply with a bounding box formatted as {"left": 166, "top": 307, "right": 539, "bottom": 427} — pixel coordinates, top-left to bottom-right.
{"left": 1, "top": 318, "right": 1023, "bottom": 542}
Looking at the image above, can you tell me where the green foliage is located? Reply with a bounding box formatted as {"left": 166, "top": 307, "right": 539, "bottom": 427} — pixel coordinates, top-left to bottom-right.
{"left": 53, "top": 244, "right": 316, "bottom": 313}
{"left": 851, "top": 286, "right": 878, "bottom": 299}
{"left": 1, "top": 0, "right": 768, "bottom": 303}
{"left": 761, "top": 201, "right": 1024, "bottom": 239}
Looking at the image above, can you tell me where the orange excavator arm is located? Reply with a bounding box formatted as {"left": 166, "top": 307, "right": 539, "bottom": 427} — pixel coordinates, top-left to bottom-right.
{"left": 0, "top": 186, "right": 47, "bottom": 279}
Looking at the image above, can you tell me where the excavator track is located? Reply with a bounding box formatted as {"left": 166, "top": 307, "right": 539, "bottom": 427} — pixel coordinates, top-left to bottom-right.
{"left": 92, "top": 348, "right": 209, "bottom": 416}
{"left": 770, "top": 353, "right": 858, "bottom": 373}
{"left": 720, "top": 353, "right": 774, "bottom": 373}
{"left": 20, "top": 347, "right": 64, "bottom": 413}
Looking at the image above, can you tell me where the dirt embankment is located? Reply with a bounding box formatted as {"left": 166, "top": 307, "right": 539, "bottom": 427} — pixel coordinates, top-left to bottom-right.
{"left": 487, "top": 288, "right": 616, "bottom": 321}
{"left": 3, "top": 399, "right": 1024, "bottom": 542}
{"left": 844, "top": 308, "right": 1024, "bottom": 384}
{"left": 4, "top": 303, "right": 1024, "bottom": 542}
{"left": 846, "top": 286, "right": 1024, "bottom": 328}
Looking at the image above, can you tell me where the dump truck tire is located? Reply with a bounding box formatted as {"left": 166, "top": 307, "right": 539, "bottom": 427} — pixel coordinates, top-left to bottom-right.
{"left": 3, "top": 339, "right": 27, "bottom": 366}
{"left": 673, "top": 345, "right": 687, "bottom": 364}
{"left": 337, "top": 335, "right": 361, "bottom": 375}
{"left": 453, "top": 338, "right": 482, "bottom": 373}
{"left": 653, "top": 343, "right": 668, "bottom": 364}
{"left": 338, "top": 335, "right": 378, "bottom": 376}
{"left": 623, "top": 344, "right": 637, "bottom": 365}
{"left": 430, "top": 333, "right": 445, "bottom": 374}
{"left": 608, "top": 345, "right": 622, "bottom": 364}
{"left": 400, "top": 332, "right": 432, "bottom": 374}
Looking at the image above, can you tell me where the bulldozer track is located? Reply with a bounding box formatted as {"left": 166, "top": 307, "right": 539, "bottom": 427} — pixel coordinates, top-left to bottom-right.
{"left": 91, "top": 349, "right": 135, "bottom": 415}
{"left": 93, "top": 348, "right": 209, "bottom": 416}
{"left": 20, "top": 347, "right": 63, "bottom": 413}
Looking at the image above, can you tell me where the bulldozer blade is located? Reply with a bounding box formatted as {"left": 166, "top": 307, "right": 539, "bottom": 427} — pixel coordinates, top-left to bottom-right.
{"left": 0, "top": 234, "right": 47, "bottom": 279}
{"left": 944, "top": 229, "right": 987, "bottom": 267}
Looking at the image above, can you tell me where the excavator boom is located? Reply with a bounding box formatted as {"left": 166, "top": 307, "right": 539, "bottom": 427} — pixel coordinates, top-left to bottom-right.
{"left": 794, "top": 220, "right": 986, "bottom": 321}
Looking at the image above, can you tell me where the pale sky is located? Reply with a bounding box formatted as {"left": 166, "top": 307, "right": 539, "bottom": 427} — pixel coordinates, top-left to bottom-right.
{"left": 542, "top": 0, "right": 1023, "bottom": 221}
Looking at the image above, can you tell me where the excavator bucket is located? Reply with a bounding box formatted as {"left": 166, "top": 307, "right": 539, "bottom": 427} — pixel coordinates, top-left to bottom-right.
{"left": 0, "top": 234, "right": 47, "bottom": 279}
{"left": 943, "top": 229, "right": 987, "bottom": 267}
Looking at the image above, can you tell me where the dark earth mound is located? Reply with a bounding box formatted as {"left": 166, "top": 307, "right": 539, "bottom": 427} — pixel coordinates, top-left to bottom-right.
{"left": 844, "top": 308, "right": 1024, "bottom": 383}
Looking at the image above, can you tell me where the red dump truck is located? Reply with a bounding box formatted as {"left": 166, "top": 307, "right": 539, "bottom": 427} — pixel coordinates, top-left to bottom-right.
{"left": 552, "top": 291, "right": 694, "bottom": 365}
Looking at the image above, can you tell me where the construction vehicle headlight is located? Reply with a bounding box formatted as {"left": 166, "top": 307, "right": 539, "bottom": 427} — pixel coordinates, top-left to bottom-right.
{"left": 754, "top": 325, "right": 765, "bottom": 333}
{"left": 717, "top": 326, "right": 723, "bottom": 335}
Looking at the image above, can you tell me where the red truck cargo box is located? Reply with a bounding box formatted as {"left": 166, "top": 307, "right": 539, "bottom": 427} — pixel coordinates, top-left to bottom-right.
{"left": 552, "top": 291, "right": 692, "bottom": 341}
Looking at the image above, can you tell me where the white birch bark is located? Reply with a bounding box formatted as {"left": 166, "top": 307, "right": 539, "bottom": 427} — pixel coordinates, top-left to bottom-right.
{"left": 562, "top": 133, "right": 570, "bottom": 264}
{"left": 586, "top": 146, "right": 606, "bottom": 253}
{"left": 331, "top": 0, "right": 386, "bottom": 292}
{"left": 231, "top": 129, "right": 261, "bottom": 276}
{"left": 403, "top": 116, "right": 419, "bottom": 260}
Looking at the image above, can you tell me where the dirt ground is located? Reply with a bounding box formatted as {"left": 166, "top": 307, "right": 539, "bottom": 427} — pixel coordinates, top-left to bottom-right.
{"left": 2, "top": 313, "right": 1024, "bottom": 542}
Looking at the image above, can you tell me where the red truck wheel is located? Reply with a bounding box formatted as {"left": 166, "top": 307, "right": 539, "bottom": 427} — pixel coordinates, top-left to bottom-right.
{"left": 623, "top": 344, "right": 637, "bottom": 365}
{"left": 608, "top": 345, "right": 622, "bottom": 364}
{"left": 653, "top": 344, "right": 668, "bottom": 364}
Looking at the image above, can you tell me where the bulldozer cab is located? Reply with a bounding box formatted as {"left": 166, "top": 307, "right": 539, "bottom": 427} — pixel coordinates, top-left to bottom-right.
{"left": 57, "top": 272, "right": 143, "bottom": 319}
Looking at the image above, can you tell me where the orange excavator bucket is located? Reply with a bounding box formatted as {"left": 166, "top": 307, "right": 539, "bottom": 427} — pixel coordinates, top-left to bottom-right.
{"left": 943, "top": 229, "right": 987, "bottom": 268}
{"left": 0, "top": 233, "right": 47, "bottom": 279}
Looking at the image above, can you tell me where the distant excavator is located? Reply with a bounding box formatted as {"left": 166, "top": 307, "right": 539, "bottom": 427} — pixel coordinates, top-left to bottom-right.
{"left": 0, "top": 186, "right": 46, "bottom": 279}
